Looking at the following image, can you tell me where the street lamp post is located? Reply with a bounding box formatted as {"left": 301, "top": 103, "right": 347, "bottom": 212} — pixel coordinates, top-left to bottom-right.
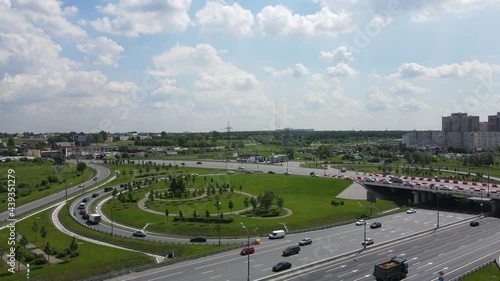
{"left": 488, "top": 164, "right": 492, "bottom": 197}
{"left": 241, "top": 222, "right": 250, "bottom": 281}
{"left": 111, "top": 206, "right": 114, "bottom": 236}
{"left": 434, "top": 191, "right": 440, "bottom": 229}
{"left": 217, "top": 201, "right": 221, "bottom": 246}
{"left": 363, "top": 221, "right": 367, "bottom": 248}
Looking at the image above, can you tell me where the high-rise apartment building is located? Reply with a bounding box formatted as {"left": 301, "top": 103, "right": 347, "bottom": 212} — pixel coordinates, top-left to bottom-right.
{"left": 488, "top": 112, "right": 500, "bottom": 132}
{"left": 442, "top": 113, "right": 479, "bottom": 133}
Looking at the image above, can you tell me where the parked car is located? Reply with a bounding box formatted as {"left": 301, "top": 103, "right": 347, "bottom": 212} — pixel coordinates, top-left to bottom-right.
{"left": 132, "top": 230, "right": 146, "bottom": 237}
{"left": 370, "top": 222, "right": 382, "bottom": 229}
{"left": 240, "top": 246, "right": 255, "bottom": 255}
{"left": 282, "top": 245, "right": 300, "bottom": 256}
{"left": 356, "top": 219, "right": 366, "bottom": 226}
{"left": 470, "top": 221, "right": 480, "bottom": 227}
{"left": 190, "top": 236, "right": 207, "bottom": 243}
{"left": 299, "top": 238, "right": 312, "bottom": 246}
{"left": 362, "top": 238, "right": 374, "bottom": 246}
{"left": 92, "top": 193, "right": 99, "bottom": 198}
{"left": 272, "top": 261, "right": 292, "bottom": 272}
{"left": 406, "top": 208, "right": 417, "bottom": 214}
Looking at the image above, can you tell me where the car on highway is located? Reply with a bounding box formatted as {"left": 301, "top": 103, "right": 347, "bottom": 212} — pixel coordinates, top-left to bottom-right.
{"left": 364, "top": 177, "right": 375, "bottom": 182}
{"left": 299, "top": 238, "right": 312, "bottom": 246}
{"left": 238, "top": 166, "right": 245, "bottom": 170}
{"left": 190, "top": 236, "right": 207, "bottom": 243}
{"left": 82, "top": 197, "right": 90, "bottom": 202}
{"left": 284, "top": 171, "right": 292, "bottom": 175}
{"left": 382, "top": 179, "right": 391, "bottom": 184}
{"left": 356, "top": 219, "right": 366, "bottom": 226}
{"left": 81, "top": 213, "right": 89, "bottom": 220}
{"left": 78, "top": 184, "right": 84, "bottom": 187}
{"left": 272, "top": 261, "right": 292, "bottom": 272}
{"left": 196, "top": 161, "right": 202, "bottom": 164}
{"left": 240, "top": 246, "right": 254, "bottom": 255}
{"left": 310, "top": 172, "right": 319, "bottom": 177}
{"left": 403, "top": 181, "right": 413, "bottom": 186}
{"left": 92, "top": 193, "right": 99, "bottom": 198}
{"left": 407, "top": 208, "right": 417, "bottom": 214}
{"left": 440, "top": 185, "right": 453, "bottom": 191}
{"left": 340, "top": 167, "right": 347, "bottom": 172}
{"left": 470, "top": 221, "right": 480, "bottom": 227}
{"left": 362, "top": 238, "right": 374, "bottom": 246}
{"left": 132, "top": 230, "right": 146, "bottom": 237}
{"left": 267, "top": 171, "right": 276, "bottom": 174}
{"left": 370, "top": 222, "right": 382, "bottom": 229}
{"left": 78, "top": 203, "right": 85, "bottom": 209}
{"left": 227, "top": 171, "right": 235, "bottom": 174}
{"left": 79, "top": 209, "right": 87, "bottom": 215}
{"left": 282, "top": 245, "right": 300, "bottom": 256}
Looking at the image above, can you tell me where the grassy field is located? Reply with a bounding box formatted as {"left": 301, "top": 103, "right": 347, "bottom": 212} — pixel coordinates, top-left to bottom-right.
{"left": 100, "top": 173, "right": 399, "bottom": 238}
{"left": 0, "top": 161, "right": 94, "bottom": 213}
{"left": 0, "top": 208, "right": 153, "bottom": 281}
{"left": 460, "top": 263, "right": 500, "bottom": 281}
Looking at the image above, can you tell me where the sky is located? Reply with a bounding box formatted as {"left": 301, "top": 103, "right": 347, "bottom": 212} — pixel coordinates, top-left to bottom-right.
{"left": 1, "top": 0, "right": 500, "bottom": 134}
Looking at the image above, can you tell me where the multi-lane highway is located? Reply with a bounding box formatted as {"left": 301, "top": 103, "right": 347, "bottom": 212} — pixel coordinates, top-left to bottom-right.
{"left": 0, "top": 163, "right": 110, "bottom": 222}
{"left": 106, "top": 209, "right": 477, "bottom": 281}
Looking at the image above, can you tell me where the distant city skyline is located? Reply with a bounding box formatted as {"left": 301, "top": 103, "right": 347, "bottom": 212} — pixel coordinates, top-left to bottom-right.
{"left": 1, "top": 1, "right": 500, "bottom": 133}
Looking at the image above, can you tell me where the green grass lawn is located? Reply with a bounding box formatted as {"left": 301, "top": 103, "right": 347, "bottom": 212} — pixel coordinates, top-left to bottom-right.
{"left": 0, "top": 208, "right": 153, "bottom": 281}
{"left": 101, "top": 174, "right": 399, "bottom": 238}
{"left": 0, "top": 162, "right": 94, "bottom": 213}
{"left": 460, "top": 263, "right": 500, "bottom": 281}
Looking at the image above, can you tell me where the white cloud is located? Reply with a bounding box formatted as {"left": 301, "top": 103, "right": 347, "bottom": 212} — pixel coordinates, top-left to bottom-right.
{"left": 409, "top": 0, "right": 500, "bottom": 22}
{"left": 369, "top": 13, "right": 393, "bottom": 27}
{"left": 77, "top": 36, "right": 124, "bottom": 67}
{"left": 256, "top": 5, "right": 355, "bottom": 37}
{"left": 152, "top": 43, "right": 258, "bottom": 91}
{"left": 0, "top": 0, "right": 10, "bottom": 9}
{"left": 91, "top": 0, "right": 192, "bottom": 37}
{"left": 319, "top": 46, "right": 353, "bottom": 63}
{"left": 16, "top": 0, "right": 87, "bottom": 38}
{"left": 325, "top": 63, "right": 358, "bottom": 77}
{"left": 397, "top": 97, "right": 431, "bottom": 112}
{"left": 264, "top": 63, "right": 310, "bottom": 78}
{"left": 195, "top": 1, "right": 254, "bottom": 37}
{"left": 391, "top": 60, "right": 500, "bottom": 80}
{"left": 365, "top": 86, "right": 392, "bottom": 111}
{"left": 390, "top": 80, "right": 430, "bottom": 95}
{"left": 151, "top": 79, "right": 184, "bottom": 96}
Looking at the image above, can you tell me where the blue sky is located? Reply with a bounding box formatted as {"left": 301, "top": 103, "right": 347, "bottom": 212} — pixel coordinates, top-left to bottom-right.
{"left": 1, "top": 0, "right": 500, "bottom": 133}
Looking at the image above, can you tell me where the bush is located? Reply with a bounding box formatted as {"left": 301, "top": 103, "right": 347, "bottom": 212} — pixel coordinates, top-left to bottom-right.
{"left": 56, "top": 252, "right": 66, "bottom": 259}
{"left": 33, "top": 254, "right": 47, "bottom": 265}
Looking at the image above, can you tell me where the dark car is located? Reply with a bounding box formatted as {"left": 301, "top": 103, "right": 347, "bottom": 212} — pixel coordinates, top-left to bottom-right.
{"left": 92, "top": 193, "right": 99, "bottom": 198}
{"left": 132, "top": 230, "right": 146, "bottom": 237}
{"left": 190, "top": 236, "right": 207, "bottom": 243}
{"left": 370, "top": 222, "right": 382, "bottom": 229}
{"left": 272, "top": 261, "right": 292, "bottom": 272}
{"left": 299, "top": 238, "right": 312, "bottom": 246}
{"left": 82, "top": 197, "right": 90, "bottom": 202}
{"left": 240, "top": 246, "right": 255, "bottom": 255}
{"left": 470, "top": 221, "right": 480, "bottom": 227}
{"left": 79, "top": 209, "right": 87, "bottom": 215}
{"left": 267, "top": 171, "right": 276, "bottom": 174}
{"left": 196, "top": 161, "right": 202, "bottom": 164}
{"left": 81, "top": 213, "right": 89, "bottom": 220}
{"left": 282, "top": 245, "right": 300, "bottom": 256}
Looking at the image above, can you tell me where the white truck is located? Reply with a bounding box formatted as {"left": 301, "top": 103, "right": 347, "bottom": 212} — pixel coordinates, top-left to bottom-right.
{"left": 88, "top": 214, "right": 101, "bottom": 225}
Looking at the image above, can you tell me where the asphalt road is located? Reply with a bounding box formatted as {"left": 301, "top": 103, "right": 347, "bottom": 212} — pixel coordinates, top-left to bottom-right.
{"left": 0, "top": 163, "right": 110, "bottom": 222}
{"left": 106, "top": 209, "right": 476, "bottom": 281}
{"left": 272, "top": 217, "right": 500, "bottom": 281}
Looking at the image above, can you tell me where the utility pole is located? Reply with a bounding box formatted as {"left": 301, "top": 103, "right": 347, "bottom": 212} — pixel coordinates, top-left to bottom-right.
{"left": 225, "top": 122, "right": 232, "bottom": 173}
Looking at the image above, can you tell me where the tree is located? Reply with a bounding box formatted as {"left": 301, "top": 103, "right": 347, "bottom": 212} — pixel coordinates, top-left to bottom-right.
{"left": 31, "top": 221, "right": 39, "bottom": 242}
{"left": 250, "top": 197, "right": 258, "bottom": 210}
{"left": 228, "top": 200, "right": 234, "bottom": 213}
{"left": 193, "top": 210, "right": 197, "bottom": 218}
{"left": 0, "top": 246, "right": 5, "bottom": 267}
{"left": 165, "top": 209, "right": 169, "bottom": 222}
{"left": 76, "top": 162, "right": 87, "bottom": 172}
{"left": 276, "top": 196, "right": 284, "bottom": 210}
{"left": 19, "top": 235, "right": 28, "bottom": 247}
{"left": 44, "top": 242, "right": 53, "bottom": 265}
{"left": 205, "top": 210, "right": 210, "bottom": 219}
{"left": 112, "top": 188, "right": 118, "bottom": 198}
{"left": 179, "top": 210, "right": 183, "bottom": 219}
{"left": 40, "top": 226, "right": 47, "bottom": 245}
{"left": 259, "top": 191, "right": 275, "bottom": 213}
{"left": 243, "top": 197, "right": 250, "bottom": 211}
{"left": 14, "top": 246, "right": 23, "bottom": 272}
{"left": 69, "top": 237, "right": 78, "bottom": 260}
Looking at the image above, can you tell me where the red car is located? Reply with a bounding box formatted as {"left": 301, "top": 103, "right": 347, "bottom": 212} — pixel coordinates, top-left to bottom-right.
{"left": 79, "top": 209, "right": 87, "bottom": 215}
{"left": 240, "top": 246, "right": 255, "bottom": 255}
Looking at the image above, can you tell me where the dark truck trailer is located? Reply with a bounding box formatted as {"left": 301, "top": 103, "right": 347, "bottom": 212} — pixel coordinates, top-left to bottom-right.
{"left": 373, "top": 256, "right": 408, "bottom": 281}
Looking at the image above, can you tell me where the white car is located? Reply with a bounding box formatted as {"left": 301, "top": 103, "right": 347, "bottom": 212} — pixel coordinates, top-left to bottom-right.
{"left": 406, "top": 208, "right": 416, "bottom": 214}
{"left": 362, "top": 238, "right": 374, "bottom": 246}
{"left": 238, "top": 166, "right": 245, "bottom": 170}
{"left": 356, "top": 219, "right": 366, "bottom": 226}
